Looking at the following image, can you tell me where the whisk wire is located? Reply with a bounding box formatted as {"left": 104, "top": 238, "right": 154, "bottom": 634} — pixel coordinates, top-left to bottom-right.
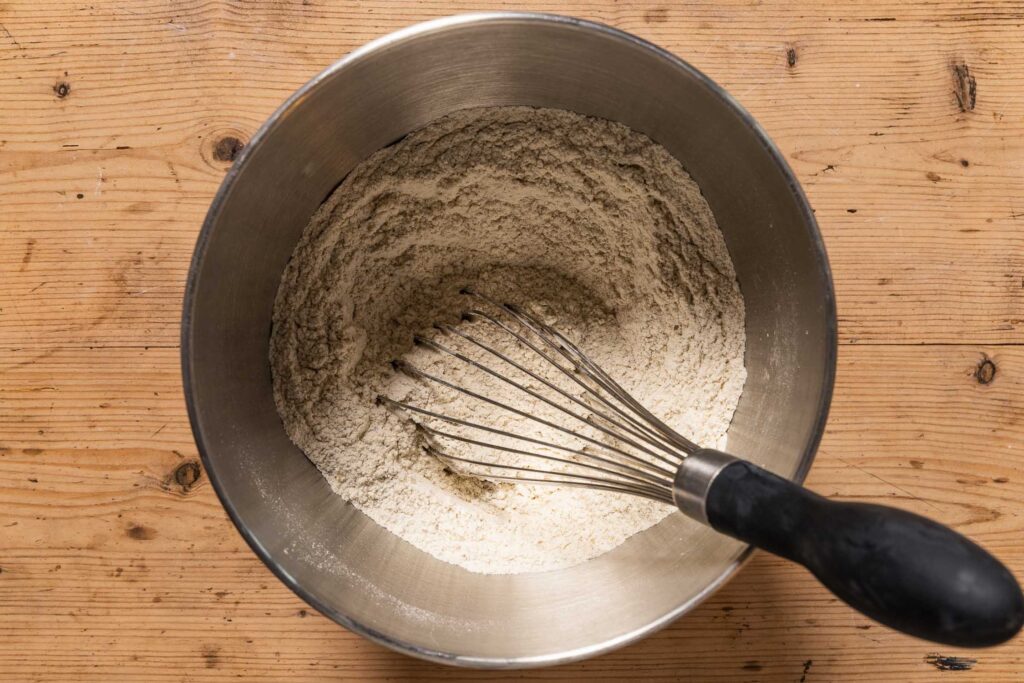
{"left": 422, "top": 428, "right": 671, "bottom": 491}
{"left": 384, "top": 290, "right": 701, "bottom": 498}
{"left": 426, "top": 445, "right": 674, "bottom": 504}
{"left": 377, "top": 395, "right": 672, "bottom": 488}
{"left": 496, "top": 298, "right": 699, "bottom": 454}
{"left": 436, "top": 320, "right": 675, "bottom": 459}
{"left": 414, "top": 330, "right": 680, "bottom": 472}
{"left": 460, "top": 306, "right": 688, "bottom": 463}
{"left": 391, "top": 357, "right": 676, "bottom": 479}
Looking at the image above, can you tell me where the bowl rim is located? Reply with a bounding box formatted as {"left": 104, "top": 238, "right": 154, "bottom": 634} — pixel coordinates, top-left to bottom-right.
{"left": 181, "top": 11, "right": 838, "bottom": 669}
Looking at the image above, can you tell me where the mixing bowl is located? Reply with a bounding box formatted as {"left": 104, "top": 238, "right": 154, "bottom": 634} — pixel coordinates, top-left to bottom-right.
{"left": 182, "top": 12, "right": 836, "bottom": 667}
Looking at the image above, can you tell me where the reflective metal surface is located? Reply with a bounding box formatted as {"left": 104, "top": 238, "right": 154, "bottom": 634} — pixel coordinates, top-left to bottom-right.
{"left": 182, "top": 13, "right": 837, "bottom": 668}
{"left": 674, "top": 450, "right": 739, "bottom": 524}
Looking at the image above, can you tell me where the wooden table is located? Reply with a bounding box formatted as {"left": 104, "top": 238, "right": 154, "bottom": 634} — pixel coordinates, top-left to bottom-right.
{"left": 2, "top": 1, "right": 1023, "bottom": 679}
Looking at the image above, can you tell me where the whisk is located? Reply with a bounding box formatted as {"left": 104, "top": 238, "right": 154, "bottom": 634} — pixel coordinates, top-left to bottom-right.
{"left": 380, "top": 289, "right": 1023, "bottom": 647}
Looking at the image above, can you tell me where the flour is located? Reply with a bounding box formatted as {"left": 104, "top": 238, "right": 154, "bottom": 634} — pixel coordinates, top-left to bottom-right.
{"left": 270, "top": 106, "right": 746, "bottom": 574}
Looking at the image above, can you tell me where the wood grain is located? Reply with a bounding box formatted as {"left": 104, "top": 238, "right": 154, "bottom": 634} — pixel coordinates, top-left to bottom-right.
{"left": 2, "top": 0, "right": 1023, "bottom": 679}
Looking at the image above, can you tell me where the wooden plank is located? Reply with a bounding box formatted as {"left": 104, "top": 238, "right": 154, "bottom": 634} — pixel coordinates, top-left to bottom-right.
{"left": 1, "top": 345, "right": 1022, "bottom": 679}
{"left": 2, "top": 0, "right": 1024, "bottom": 679}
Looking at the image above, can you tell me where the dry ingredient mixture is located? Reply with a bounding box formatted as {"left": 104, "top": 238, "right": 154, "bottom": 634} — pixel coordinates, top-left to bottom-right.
{"left": 270, "top": 106, "right": 746, "bottom": 574}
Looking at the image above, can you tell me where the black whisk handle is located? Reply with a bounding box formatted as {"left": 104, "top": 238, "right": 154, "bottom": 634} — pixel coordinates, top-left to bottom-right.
{"left": 681, "top": 450, "right": 1024, "bottom": 647}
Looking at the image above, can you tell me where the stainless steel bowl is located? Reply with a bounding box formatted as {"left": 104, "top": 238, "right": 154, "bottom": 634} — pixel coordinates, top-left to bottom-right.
{"left": 182, "top": 13, "right": 836, "bottom": 668}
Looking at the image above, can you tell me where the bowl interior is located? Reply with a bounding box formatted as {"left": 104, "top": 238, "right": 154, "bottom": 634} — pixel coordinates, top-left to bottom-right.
{"left": 183, "top": 14, "right": 835, "bottom": 667}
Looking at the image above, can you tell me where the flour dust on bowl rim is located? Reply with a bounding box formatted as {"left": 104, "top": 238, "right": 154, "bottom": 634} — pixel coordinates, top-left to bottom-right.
{"left": 181, "top": 13, "right": 836, "bottom": 667}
